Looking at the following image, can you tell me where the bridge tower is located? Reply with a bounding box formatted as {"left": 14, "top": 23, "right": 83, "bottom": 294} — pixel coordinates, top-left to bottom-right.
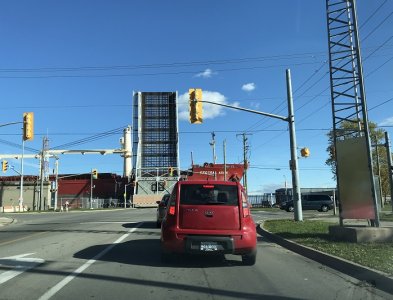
{"left": 132, "top": 92, "right": 180, "bottom": 206}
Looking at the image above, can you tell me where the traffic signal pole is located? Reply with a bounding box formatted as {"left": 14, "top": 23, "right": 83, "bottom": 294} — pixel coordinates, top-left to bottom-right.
{"left": 189, "top": 69, "right": 303, "bottom": 221}
{"left": 90, "top": 169, "right": 93, "bottom": 209}
{"left": 19, "top": 137, "right": 25, "bottom": 211}
{"left": 286, "top": 69, "right": 302, "bottom": 221}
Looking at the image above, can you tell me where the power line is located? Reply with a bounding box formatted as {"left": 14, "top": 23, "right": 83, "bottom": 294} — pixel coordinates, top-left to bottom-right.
{"left": 0, "top": 61, "right": 323, "bottom": 79}
{"left": 50, "top": 126, "right": 126, "bottom": 150}
{"left": 362, "top": 11, "right": 393, "bottom": 42}
{"left": 0, "top": 139, "right": 40, "bottom": 153}
{"left": 0, "top": 52, "right": 326, "bottom": 73}
{"left": 359, "top": 0, "right": 388, "bottom": 30}
{"left": 369, "top": 96, "right": 393, "bottom": 112}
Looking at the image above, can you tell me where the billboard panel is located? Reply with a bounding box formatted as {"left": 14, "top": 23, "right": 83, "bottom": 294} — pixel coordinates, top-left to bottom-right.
{"left": 336, "top": 137, "right": 375, "bottom": 219}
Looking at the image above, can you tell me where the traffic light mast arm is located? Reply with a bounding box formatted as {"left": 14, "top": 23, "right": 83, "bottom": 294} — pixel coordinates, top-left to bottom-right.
{"left": 0, "top": 121, "right": 23, "bottom": 128}
{"left": 198, "top": 100, "right": 289, "bottom": 122}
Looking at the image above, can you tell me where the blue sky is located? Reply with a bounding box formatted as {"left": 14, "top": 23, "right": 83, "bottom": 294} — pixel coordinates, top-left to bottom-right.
{"left": 1, "top": 0, "right": 393, "bottom": 194}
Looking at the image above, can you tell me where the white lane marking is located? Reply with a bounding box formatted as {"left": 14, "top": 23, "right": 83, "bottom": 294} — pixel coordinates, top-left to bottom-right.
{"left": 38, "top": 222, "right": 143, "bottom": 300}
{"left": 0, "top": 253, "right": 45, "bottom": 285}
{"left": 79, "top": 221, "right": 138, "bottom": 224}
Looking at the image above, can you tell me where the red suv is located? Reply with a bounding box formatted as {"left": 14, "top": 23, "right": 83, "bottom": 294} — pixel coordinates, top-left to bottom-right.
{"left": 160, "top": 180, "right": 257, "bottom": 265}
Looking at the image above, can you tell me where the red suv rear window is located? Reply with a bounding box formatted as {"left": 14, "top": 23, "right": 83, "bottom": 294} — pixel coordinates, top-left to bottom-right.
{"left": 180, "top": 184, "right": 238, "bottom": 206}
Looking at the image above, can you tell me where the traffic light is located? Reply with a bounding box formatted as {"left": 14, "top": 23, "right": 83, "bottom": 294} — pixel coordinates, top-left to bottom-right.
{"left": 189, "top": 88, "right": 203, "bottom": 124}
{"left": 23, "top": 112, "right": 34, "bottom": 141}
{"left": 300, "top": 147, "right": 310, "bottom": 157}
{"left": 2, "top": 160, "right": 9, "bottom": 173}
{"left": 168, "top": 167, "right": 174, "bottom": 176}
{"left": 92, "top": 169, "right": 98, "bottom": 179}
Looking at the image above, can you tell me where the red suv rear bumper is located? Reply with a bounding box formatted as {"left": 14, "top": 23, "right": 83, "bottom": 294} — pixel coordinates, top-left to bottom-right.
{"left": 161, "top": 226, "right": 257, "bottom": 255}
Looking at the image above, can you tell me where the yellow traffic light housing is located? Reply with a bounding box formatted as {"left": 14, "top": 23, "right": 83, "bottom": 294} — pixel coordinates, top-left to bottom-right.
{"left": 2, "top": 160, "right": 9, "bottom": 173}
{"left": 189, "top": 88, "right": 203, "bottom": 124}
{"left": 23, "top": 112, "right": 34, "bottom": 141}
{"left": 168, "top": 167, "right": 174, "bottom": 176}
{"left": 92, "top": 169, "right": 98, "bottom": 179}
{"left": 300, "top": 147, "right": 310, "bottom": 157}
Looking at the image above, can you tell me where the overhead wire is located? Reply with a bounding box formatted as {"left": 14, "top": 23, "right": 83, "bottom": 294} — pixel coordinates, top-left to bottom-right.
{"left": 247, "top": 3, "right": 393, "bottom": 151}
{"left": 0, "top": 52, "right": 326, "bottom": 73}
{"left": 0, "top": 138, "right": 40, "bottom": 153}
{"left": 50, "top": 126, "right": 126, "bottom": 150}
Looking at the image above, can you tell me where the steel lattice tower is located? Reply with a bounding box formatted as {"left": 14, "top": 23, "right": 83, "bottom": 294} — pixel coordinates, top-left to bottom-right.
{"left": 326, "top": 0, "right": 379, "bottom": 225}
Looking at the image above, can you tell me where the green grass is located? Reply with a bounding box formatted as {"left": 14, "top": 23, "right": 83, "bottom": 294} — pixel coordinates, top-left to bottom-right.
{"left": 380, "top": 213, "right": 393, "bottom": 222}
{"left": 251, "top": 207, "right": 281, "bottom": 212}
{"left": 381, "top": 204, "right": 392, "bottom": 212}
{"left": 263, "top": 219, "right": 393, "bottom": 275}
{"left": 380, "top": 204, "right": 393, "bottom": 221}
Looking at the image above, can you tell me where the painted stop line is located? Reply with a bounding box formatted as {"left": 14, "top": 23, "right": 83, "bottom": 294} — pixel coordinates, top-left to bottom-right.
{"left": 0, "top": 253, "right": 45, "bottom": 284}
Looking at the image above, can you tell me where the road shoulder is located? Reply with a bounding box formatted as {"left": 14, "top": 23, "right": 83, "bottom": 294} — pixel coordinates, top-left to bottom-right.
{"left": 257, "top": 222, "right": 393, "bottom": 296}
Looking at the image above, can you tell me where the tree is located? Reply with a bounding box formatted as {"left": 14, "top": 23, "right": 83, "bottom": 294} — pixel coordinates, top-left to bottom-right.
{"left": 325, "top": 120, "right": 390, "bottom": 200}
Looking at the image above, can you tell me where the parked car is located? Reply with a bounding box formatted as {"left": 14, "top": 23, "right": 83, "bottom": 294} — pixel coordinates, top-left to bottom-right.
{"left": 280, "top": 194, "right": 334, "bottom": 212}
{"left": 160, "top": 180, "right": 257, "bottom": 265}
{"left": 156, "top": 194, "right": 170, "bottom": 227}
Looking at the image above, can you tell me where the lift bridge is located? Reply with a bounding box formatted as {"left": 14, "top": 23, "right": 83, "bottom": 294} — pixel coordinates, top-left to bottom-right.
{"left": 132, "top": 92, "right": 180, "bottom": 206}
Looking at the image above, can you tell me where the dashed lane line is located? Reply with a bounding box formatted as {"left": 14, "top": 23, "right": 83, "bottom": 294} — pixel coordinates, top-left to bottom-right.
{"left": 38, "top": 222, "right": 144, "bottom": 300}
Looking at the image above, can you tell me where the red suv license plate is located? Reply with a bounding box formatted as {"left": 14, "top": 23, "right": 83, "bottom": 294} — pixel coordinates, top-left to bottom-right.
{"left": 200, "top": 242, "right": 218, "bottom": 251}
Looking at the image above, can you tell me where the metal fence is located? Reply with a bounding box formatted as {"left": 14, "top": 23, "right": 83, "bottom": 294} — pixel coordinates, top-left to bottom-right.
{"left": 248, "top": 194, "right": 276, "bottom": 208}
{"left": 58, "top": 197, "right": 121, "bottom": 209}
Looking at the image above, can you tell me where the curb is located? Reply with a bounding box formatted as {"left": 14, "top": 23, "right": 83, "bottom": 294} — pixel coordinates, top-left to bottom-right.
{"left": 257, "top": 223, "right": 393, "bottom": 295}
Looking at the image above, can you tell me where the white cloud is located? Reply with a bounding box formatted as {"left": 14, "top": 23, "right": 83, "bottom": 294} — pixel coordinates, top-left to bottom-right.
{"left": 195, "top": 68, "right": 213, "bottom": 78}
{"left": 379, "top": 117, "right": 393, "bottom": 126}
{"left": 178, "top": 90, "right": 237, "bottom": 121}
{"left": 242, "top": 82, "right": 256, "bottom": 92}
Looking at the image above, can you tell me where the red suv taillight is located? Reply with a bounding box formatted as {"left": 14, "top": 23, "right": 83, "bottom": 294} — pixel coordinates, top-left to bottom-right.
{"left": 242, "top": 202, "right": 250, "bottom": 217}
{"left": 168, "top": 205, "right": 175, "bottom": 216}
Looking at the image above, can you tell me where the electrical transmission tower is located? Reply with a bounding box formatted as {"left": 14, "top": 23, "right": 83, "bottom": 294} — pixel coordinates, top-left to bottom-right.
{"left": 326, "top": 0, "right": 379, "bottom": 226}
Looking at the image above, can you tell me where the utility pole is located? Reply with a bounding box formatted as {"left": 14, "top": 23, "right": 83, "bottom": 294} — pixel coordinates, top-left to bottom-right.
{"left": 19, "top": 132, "right": 25, "bottom": 211}
{"left": 39, "top": 138, "right": 45, "bottom": 211}
{"left": 223, "top": 140, "right": 227, "bottom": 181}
{"left": 385, "top": 132, "right": 393, "bottom": 213}
{"left": 90, "top": 169, "right": 93, "bottom": 209}
{"left": 210, "top": 132, "right": 217, "bottom": 164}
{"left": 237, "top": 133, "right": 251, "bottom": 192}
{"left": 54, "top": 157, "right": 59, "bottom": 211}
{"left": 39, "top": 137, "right": 49, "bottom": 210}
{"left": 374, "top": 137, "right": 383, "bottom": 208}
{"left": 286, "top": 69, "right": 303, "bottom": 221}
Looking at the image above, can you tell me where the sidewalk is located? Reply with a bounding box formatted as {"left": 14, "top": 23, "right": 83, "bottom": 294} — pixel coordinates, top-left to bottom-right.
{"left": 0, "top": 217, "right": 14, "bottom": 227}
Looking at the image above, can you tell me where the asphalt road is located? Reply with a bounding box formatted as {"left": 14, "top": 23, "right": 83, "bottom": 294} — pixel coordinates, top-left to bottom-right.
{"left": 0, "top": 209, "right": 390, "bottom": 300}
